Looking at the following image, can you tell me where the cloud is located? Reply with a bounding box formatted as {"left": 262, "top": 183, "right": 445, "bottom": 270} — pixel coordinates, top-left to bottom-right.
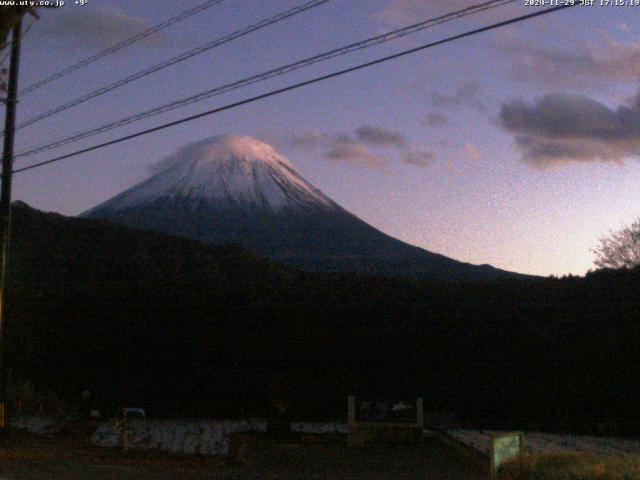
{"left": 429, "top": 81, "right": 486, "bottom": 112}
{"left": 356, "top": 125, "right": 406, "bottom": 147}
{"left": 148, "top": 137, "right": 218, "bottom": 175}
{"left": 326, "top": 136, "right": 383, "bottom": 168}
{"left": 278, "top": 130, "right": 383, "bottom": 168}
{"left": 283, "top": 125, "right": 434, "bottom": 168}
{"left": 402, "top": 149, "right": 434, "bottom": 166}
{"left": 423, "top": 113, "right": 449, "bottom": 127}
{"left": 497, "top": 35, "right": 640, "bottom": 87}
{"left": 499, "top": 92, "right": 640, "bottom": 168}
{"left": 37, "top": 4, "right": 163, "bottom": 51}
{"left": 287, "top": 130, "right": 331, "bottom": 148}
{"left": 464, "top": 143, "right": 481, "bottom": 162}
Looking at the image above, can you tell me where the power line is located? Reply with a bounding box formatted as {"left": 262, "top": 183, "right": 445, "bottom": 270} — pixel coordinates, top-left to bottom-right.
{"left": 11, "top": 0, "right": 334, "bottom": 132}
{"left": 18, "top": 0, "right": 226, "bottom": 96}
{"left": 15, "top": 0, "right": 514, "bottom": 156}
{"left": 16, "top": 0, "right": 516, "bottom": 159}
{"left": 10, "top": 4, "right": 576, "bottom": 177}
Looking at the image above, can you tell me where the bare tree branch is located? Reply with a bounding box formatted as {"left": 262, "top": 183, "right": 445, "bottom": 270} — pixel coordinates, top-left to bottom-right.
{"left": 592, "top": 217, "right": 640, "bottom": 269}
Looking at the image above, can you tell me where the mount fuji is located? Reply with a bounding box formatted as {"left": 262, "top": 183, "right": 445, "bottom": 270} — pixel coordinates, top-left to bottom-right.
{"left": 82, "top": 135, "right": 523, "bottom": 281}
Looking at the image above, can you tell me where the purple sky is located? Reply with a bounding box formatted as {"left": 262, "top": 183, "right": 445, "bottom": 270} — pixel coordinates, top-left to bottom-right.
{"left": 8, "top": 0, "right": 640, "bottom": 276}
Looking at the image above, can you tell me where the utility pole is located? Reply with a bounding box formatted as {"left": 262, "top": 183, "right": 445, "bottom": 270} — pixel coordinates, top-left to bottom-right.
{"left": 0, "top": 17, "right": 22, "bottom": 436}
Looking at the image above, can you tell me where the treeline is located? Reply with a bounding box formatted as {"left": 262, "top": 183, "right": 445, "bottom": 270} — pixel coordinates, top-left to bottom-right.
{"left": 4, "top": 203, "right": 640, "bottom": 429}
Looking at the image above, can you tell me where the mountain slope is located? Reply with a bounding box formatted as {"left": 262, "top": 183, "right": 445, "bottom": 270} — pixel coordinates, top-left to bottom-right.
{"left": 7, "top": 202, "right": 640, "bottom": 423}
{"left": 83, "top": 136, "right": 339, "bottom": 214}
{"left": 83, "top": 135, "right": 528, "bottom": 281}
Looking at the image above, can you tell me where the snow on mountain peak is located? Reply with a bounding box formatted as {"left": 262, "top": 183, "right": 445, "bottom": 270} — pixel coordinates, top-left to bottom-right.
{"left": 188, "top": 135, "right": 292, "bottom": 169}
{"left": 85, "top": 135, "right": 338, "bottom": 214}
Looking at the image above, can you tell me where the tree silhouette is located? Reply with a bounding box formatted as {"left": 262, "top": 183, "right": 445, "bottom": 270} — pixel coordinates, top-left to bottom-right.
{"left": 593, "top": 217, "right": 640, "bottom": 269}
{"left": 0, "top": 7, "right": 34, "bottom": 52}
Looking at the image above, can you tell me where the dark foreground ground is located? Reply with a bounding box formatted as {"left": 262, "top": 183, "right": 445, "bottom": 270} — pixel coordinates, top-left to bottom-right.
{"left": 0, "top": 428, "right": 483, "bottom": 480}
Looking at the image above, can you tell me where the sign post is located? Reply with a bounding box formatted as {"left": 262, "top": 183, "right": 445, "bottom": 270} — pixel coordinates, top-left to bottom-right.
{"left": 490, "top": 431, "right": 523, "bottom": 480}
{"left": 347, "top": 396, "right": 424, "bottom": 446}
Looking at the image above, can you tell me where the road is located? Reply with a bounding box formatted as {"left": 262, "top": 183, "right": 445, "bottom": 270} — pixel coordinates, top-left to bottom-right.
{"left": 0, "top": 430, "right": 484, "bottom": 479}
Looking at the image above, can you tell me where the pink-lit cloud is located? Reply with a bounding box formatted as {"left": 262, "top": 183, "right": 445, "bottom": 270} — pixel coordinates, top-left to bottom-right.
{"left": 325, "top": 135, "right": 384, "bottom": 168}
{"left": 283, "top": 126, "right": 435, "bottom": 168}
{"left": 402, "top": 149, "right": 434, "bottom": 166}
{"left": 499, "top": 92, "right": 640, "bottom": 168}
{"left": 464, "top": 143, "right": 481, "bottom": 163}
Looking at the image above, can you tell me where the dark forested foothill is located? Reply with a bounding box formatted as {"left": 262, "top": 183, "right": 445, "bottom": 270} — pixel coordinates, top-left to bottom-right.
{"left": 5, "top": 202, "right": 640, "bottom": 432}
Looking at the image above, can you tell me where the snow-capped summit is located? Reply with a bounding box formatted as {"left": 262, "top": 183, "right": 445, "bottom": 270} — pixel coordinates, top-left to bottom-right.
{"left": 83, "top": 135, "right": 525, "bottom": 281}
{"left": 83, "top": 135, "right": 337, "bottom": 215}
